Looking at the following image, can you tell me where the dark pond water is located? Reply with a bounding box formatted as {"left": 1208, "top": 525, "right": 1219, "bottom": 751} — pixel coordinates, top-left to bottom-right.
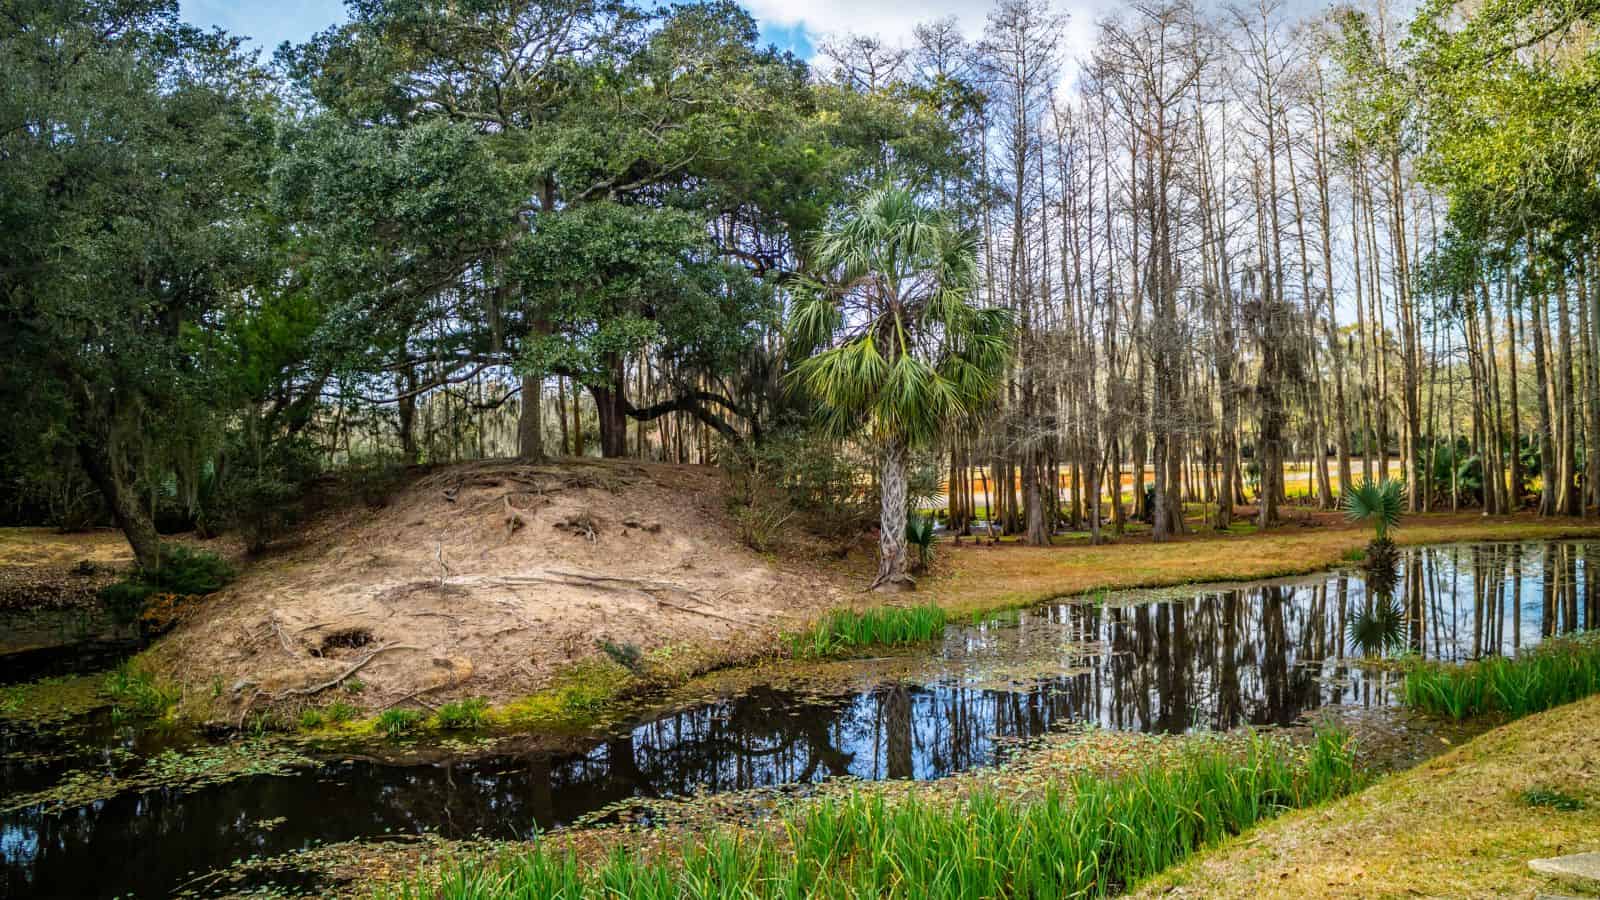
{"left": 2, "top": 540, "right": 1596, "bottom": 898}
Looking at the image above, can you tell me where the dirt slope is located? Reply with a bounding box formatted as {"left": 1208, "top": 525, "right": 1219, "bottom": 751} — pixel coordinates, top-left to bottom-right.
{"left": 149, "top": 459, "right": 849, "bottom": 721}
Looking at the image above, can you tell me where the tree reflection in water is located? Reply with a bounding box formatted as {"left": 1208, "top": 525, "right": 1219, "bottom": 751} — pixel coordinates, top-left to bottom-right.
{"left": 2, "top": 541, "right": 1595, "bottom": 899}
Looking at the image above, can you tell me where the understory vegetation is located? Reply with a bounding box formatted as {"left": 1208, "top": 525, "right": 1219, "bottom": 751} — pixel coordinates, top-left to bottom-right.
{"left": 377, "top": 730, "right": 1358, "bottom": 899}
{"left": 1404, "top": 633, "right": 1600, "bottom": 720}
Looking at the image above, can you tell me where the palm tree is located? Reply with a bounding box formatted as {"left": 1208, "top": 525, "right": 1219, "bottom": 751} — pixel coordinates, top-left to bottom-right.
{"left": 1345, "top": 477, "right": 1405, "bottom": 595}
{"left": 1343, "top": 477, "right": 1405, "bottom": 541}
{"left": 788, "top": 186, "right": 1013, "bottom": 591}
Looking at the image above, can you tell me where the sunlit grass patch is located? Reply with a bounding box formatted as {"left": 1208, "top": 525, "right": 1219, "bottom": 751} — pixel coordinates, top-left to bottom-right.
{"left": 787, "top": 603, "right": 948, "bottom": 658}
{"left": 376, "top": 729, "right": 1359, "bottom": 899}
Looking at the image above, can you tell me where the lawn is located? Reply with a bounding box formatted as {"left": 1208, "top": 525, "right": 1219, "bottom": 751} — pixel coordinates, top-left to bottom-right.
{"left": 927, "top": 512, "right": 1600, "bottom": 618}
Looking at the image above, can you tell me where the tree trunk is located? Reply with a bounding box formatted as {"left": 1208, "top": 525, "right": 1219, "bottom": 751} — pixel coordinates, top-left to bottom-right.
{"left": 518, "top": 375, "right": 544, "bottom": 461}
{"left": 78, "top": 441, "right": 160, "bottom": 572}
{"left": 874, "top": 438, "right": 913, "bottom": 592}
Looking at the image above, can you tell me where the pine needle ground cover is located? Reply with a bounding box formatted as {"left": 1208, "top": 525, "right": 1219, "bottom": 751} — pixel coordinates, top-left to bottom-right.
{"left": 376, "top": 730, "right": 1359, "bottom": 899}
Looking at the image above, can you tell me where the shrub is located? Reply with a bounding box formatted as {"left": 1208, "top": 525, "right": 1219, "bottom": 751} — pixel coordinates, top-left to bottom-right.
{"left": 99, "top": 546, "right": 234, "bottom": 634}
{"left": 377, "top": 708, "right": 425, "bottom": 738}
{"left": 905, "top": 513, "right": 935, "bottom": 572}
{"left": 596, "top": 639, "right": 644, "bottom": 674}
{"left": 202, "top": 437, "right": 320, "bottom": 551}
{"left": 435, "top": 697, "right": 490, "bottom": 730}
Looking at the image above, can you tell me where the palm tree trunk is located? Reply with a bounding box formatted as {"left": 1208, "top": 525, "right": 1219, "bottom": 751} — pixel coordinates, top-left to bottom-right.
{"left": 874, "top": 438, "right": 913, "bottom": 592}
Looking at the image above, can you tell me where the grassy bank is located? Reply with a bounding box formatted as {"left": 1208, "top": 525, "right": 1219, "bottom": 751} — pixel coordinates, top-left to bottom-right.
{"left": 929, "top": 514, "right": 1600, "bottom": 619}
{"left": 1134, "top": 693, "right": 1600, "bottom": 898}
{"left": 377, "top": 730, "right": 1359, "bottom": 899}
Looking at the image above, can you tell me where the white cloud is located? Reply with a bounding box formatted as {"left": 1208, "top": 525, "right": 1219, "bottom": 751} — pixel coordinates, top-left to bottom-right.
{"left": 745, "top": 0, "right": 1113, "bottom": 81}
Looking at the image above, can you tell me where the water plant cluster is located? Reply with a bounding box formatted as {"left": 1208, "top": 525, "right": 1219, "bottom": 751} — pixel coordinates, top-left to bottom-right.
{"left": 787, "top": 604, "right": 949, "bottom": 658}
{"left": 377, "top": 730, "right": 1359, "bottom": 899}
{"left": 1404, "top": 633, "right": 1600, "bottom": 720}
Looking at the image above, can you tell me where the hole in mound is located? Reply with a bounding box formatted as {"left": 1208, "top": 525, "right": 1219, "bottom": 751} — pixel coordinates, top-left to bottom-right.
{"left": 314, "top": 628, "right": 374, "bottom": 657}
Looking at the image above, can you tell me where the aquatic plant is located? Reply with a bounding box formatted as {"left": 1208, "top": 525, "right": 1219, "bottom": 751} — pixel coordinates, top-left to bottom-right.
{"left": 103, "top": 662, "right": 179, "bottom": 718}
{"left": 377, "top": 708, "right": 425, "bottom": 738}
{"left": 435, "top": 697, "right": 490, "bottom": 730}
{"left": 377, "top": 730, "right": 1359, "bottom": 900}
{"left": 788, "top": 603, "right": 948, "bottom": 658}
{"left": 1404, "top": 633, "right": 1600, "bottom": 720}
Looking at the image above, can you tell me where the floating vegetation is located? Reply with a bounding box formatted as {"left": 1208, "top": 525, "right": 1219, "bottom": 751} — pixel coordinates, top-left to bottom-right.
{"left": 0, "top": 673, "right": 108, "bottom": 725}
{"left": 376, "top": 729, "right": 1360, "bottom": 900}
{"left": 787, "top": 604, "right": 948, "bottom": 658}
{"left": 1404, "top": 633, "right": 1600, "bottom": 720}
{"left": 3, "top": 738, "right": 310, "bottom": 814}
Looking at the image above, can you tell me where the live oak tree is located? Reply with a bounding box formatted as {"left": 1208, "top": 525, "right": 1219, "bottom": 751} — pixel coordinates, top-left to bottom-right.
{"left": 788, "top": 186, "right": 1013, "bottom": 591}
{"left": 0, "top": 0, "right": 272, "bottom": 569}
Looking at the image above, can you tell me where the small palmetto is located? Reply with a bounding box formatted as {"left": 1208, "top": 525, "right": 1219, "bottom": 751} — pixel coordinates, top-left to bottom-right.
{"left": 1345, "top": 478, "right": 1405, "bottom": 595}
{"left": 1343, "top": 478, "right": 1405, "bottom": 541}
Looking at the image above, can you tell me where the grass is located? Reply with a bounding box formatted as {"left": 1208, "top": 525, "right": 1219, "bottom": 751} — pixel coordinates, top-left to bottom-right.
{"left": 377, "top": 708, "right": 425, "bottom": 738}
{"left": 1134, "top": 693, "right": 1600, "bottom": 898}
{"left": 1403, "top": 632, "right": 1600, "bottom": 720}
{"left": 787, "top": 603, "right": 949, "bottom": 658}
{"left": 436, "top": 697, "right": 490, "bottom": 730}
{"left": 377, "top": 730, "right": 1359, "bottom": 900}
{"left": 930, "top": 513, "right": 1600, "bottom": 620}
{"left": 103, "top": 662, "right": 180, "bottom": 718}
{"left": 1522, "top": 786, "right": 1587, "bottom": 811}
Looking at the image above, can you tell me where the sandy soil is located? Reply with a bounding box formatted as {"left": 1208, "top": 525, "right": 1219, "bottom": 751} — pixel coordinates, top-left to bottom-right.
{"left": 147, "top": 459, "right": 851, "bottom": 720}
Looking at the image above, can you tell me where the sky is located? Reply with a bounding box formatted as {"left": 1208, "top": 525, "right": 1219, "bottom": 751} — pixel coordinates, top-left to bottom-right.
{"left": 177, "top": 0, "right": 1106, "bottom": 68}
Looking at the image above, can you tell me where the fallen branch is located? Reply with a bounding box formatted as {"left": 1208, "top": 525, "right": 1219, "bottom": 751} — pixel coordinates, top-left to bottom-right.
{"left": 274, "top": 642, "right": 419, "bottom": 700}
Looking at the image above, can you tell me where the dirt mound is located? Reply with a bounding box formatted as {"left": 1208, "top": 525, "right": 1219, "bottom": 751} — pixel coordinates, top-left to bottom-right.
{"left": 149, "top": 459, "right": 849, "bottom": 722}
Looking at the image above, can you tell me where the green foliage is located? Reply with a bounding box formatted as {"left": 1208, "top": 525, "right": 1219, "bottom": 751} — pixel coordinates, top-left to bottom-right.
{"left": 377, "top": 730, "right": 1359, "bottom": 900}
{"left": 377, "top": 709, "right": 425, "bottom": 739}
{"left": 203, "top": 438, "right": 320, "bottom": 551}
{"left": 97, "top": 546, "right": 234, "bottom": 627}
{"left": 905, "top": 514, "right": 936, "bottom": 572}
{"left": 103, "top": 663, "right": 179, "bottom": 719}
{"left": 723, "top": 429, "right": 876, "bottom": 544}
{"left": 146, "top": 547, "right": 235, "bottom": 596}
{"left": 788, "top": 185, "right": 1014, "bottom": 450}
{"left": 596, "top": 640, "right": 645, "bottom": 675}
{"left": 1521, "top": 787, "right": 1587, "bottom": 811}
{"left": 1404, "top": 634, "right": 1600, "bottom": 720}
{"left": 1343, "top": 478, "right": 1406, "bottom": 541}
{"left": 434, "top": 698, "right": 490, "bottom": 731}
{"left": 789, "top": 604, "right": 948, "bottom": 658}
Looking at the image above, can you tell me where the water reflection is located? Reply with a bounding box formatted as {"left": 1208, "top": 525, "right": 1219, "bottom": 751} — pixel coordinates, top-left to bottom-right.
{"left": 1, "top": 540, "right": 1595, "bottom": 898}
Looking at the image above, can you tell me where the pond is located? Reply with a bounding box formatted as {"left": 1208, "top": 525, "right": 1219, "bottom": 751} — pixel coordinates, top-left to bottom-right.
{"left": 1, "top": 540, "right": 1595, "bottom": 898}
